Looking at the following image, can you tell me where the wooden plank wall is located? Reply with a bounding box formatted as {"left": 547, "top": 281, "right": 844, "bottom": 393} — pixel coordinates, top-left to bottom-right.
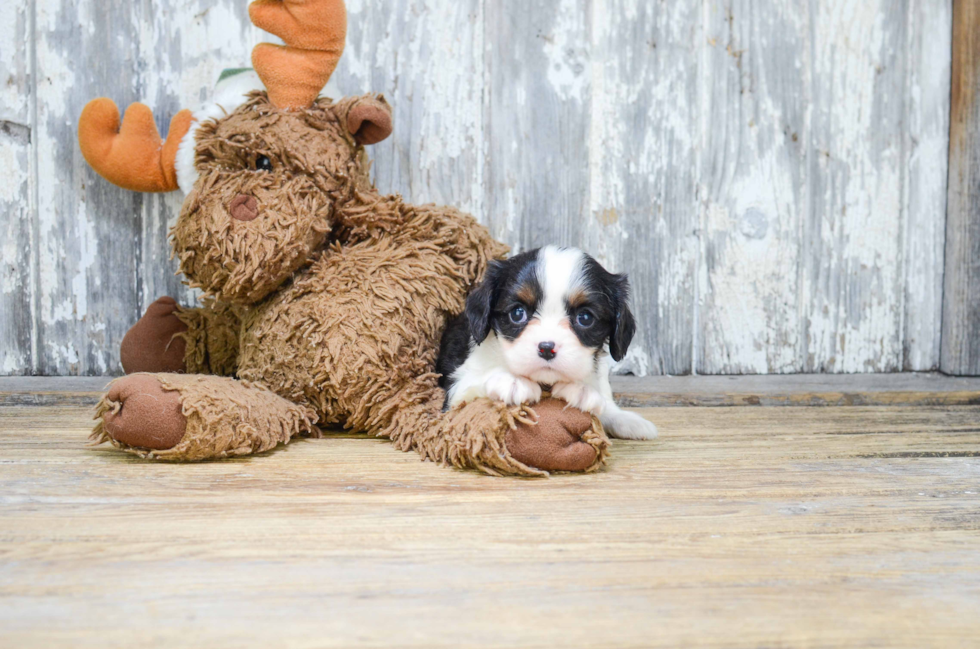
{"left": 0, "top": 0, "right": 954, "bottom": 376}
{"left": 942, "top": 0, "right": 980, "bottom": 376}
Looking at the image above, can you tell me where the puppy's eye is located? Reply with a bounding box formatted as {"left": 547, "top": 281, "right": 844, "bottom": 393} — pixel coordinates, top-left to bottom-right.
{"left": 509, "top": 306, "right": 528, "bottom": 325}
{"left": 255, "top": 155, "right": 273, "bottom": 172}
{"left": 576, "top": 310, "right": 595, "bottom": 328}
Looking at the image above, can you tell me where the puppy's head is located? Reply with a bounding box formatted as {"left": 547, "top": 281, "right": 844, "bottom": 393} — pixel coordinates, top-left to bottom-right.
{"left": 466, "top": 246, "right": 636, "bottom": 385}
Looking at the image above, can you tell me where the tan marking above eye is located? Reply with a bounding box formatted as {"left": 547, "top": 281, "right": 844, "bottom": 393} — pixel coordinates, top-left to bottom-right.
{"left": 566, "top": 289, "right": 590, "bottom": 308}
{"left": 515, "top": 284, "right": 538, "bottom": 305}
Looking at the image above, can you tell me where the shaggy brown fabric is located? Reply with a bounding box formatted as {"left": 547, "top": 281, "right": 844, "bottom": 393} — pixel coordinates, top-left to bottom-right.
{"left": 120, "top": 297, "right": 188, "bottom": 374}
{"left": 175, "top": 299, "right": 241, "bottom": 376}
{"left": 236, "top": 197, "right": 507, "bottom": 433}
{"left": 171, "top": 94, "right": 342, "bottom": 304}
{"left": 92, "top": 373, "right": 317, "bottom": 461}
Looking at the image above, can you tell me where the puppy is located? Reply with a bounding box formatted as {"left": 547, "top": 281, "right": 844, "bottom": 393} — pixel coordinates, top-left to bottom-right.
{"left": 437, "top": 246, "right": 658, "bottom": 440}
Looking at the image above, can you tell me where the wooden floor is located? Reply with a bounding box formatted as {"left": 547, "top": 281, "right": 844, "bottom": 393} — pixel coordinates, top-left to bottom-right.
{"left": 1, "top": 379, "right": 979, "bottom": 648}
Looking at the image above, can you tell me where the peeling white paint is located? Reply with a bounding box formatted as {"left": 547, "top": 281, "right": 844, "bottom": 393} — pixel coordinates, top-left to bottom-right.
{"left": 903, "top": 0, "right": 951, "bottom": 370}
{"left": 0, "top": 144, "right": 25, "bottom": 204}
{"left": 335, "top": 0, "right": 487, "bottom": 222}
{"left": 801, "top": 0, "right": 912, "bottom": 373}
{"left": 0, "top": 5, "right": 29, "bottom": 122}
{"left": 542, "top": 0, "right": 589, "bottom": 104}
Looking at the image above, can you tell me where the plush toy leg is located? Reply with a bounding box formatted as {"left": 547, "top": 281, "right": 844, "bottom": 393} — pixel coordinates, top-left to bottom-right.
{"left": 338, "top": 372, "right": 605, "bottom": 477}
{"left": 120, "top": 297, "right": 241, "bottom": 376}
{"left": 410, "top": 396, "right": 609, "bottom": 478}
{"left": 91, "top": 373, "right": 317, "bottom": 461}
{"left": 175, "top": 299, "right": 241, "bottom": 376}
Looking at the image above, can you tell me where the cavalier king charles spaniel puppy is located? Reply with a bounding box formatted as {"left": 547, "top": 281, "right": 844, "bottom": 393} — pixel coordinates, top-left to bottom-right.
{"left": 437, "top": 246, "right": 658, "bottom": 440}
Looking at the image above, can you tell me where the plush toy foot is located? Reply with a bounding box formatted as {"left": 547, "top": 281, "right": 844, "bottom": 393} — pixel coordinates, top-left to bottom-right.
{"left": 92, "top": 374, "right": 317, "bottom": 461}
{"left": 102, "top": 374, "right": 187, "bottom": 450}
{"left": 120, "top": 297, "right": 187, "bottom": 374}
{"left": 418, "top": 397, "right": 609, "bottom": 477}
{"left": 505, "top": 398, "right": 602, "bottom": 472}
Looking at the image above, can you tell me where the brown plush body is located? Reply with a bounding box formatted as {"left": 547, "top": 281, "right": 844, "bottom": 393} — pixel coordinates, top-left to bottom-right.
{"left": 81, "top": 1, "right": 608, "bottom": 476}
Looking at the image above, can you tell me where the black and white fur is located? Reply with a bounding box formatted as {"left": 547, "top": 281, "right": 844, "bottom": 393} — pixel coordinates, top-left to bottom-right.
{"left": 437, "top": 246, "right": 658, "bottom": 441}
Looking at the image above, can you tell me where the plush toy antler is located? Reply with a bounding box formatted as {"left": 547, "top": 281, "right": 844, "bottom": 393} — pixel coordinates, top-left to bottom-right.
{"left": 78, "top": 100, "right": 193, "bottom": 193}
{"left": 250, "top": 0, "right": 347, "bottom": 109}
{"left": 78, "top": 0, "right": 346, "bottom": 192}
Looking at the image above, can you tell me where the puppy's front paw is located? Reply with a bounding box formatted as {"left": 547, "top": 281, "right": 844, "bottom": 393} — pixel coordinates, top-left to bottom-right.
{"left": 552, "top": 382, "right": 606, "bottom": 415}
{"left": 485, "top": 371, "right": 543, "bottom": 406}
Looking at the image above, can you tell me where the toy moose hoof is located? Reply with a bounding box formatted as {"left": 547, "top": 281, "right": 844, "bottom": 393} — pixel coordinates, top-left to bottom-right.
{"left": 101, "top": 374, "right": 186, "bottom": 450}
{"left": 79, "top": 0, "right": 608, "bottom": 477}
{"left": 506, "top": 399, "right": 604, "bottom": 473}
{"left": 120, "top": 297, "right": 187, "bottom": 374}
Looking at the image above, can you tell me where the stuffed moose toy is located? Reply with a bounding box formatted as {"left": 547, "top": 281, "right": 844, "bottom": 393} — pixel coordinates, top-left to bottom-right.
{"left": 77, "top": 0, "right": 609, "bottom": 476}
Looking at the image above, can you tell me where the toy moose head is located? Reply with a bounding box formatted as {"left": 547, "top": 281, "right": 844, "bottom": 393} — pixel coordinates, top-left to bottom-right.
{"left": 78, "top": 0, "right": 393, "bottom": 304}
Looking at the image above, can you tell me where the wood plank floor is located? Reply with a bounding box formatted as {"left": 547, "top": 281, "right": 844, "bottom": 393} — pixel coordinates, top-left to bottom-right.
{"left": 1, "top": 400, "right": 979, "bottom": 647}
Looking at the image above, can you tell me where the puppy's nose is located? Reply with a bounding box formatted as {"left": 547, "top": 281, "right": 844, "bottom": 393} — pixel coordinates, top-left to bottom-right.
{"left": 229, "top": 194, "right": 259, "bottom": 222}
{"left": 538, "top": 341, "right": 557, "bottom": 360}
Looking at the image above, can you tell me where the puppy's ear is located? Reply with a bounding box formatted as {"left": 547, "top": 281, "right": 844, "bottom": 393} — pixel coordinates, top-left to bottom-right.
{"left": 466, "top": 262, "right": 502, "bottom": 344}
{"left": 609, "top": 274, "right": 636, "bottom": 362}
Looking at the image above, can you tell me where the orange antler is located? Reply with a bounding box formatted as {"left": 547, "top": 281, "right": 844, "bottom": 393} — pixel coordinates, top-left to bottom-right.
{"left": 250, "top": 0, "right": 347, "bottom": 110}
{"left": 78, "top": 99, "right": 193, "bottom": 193}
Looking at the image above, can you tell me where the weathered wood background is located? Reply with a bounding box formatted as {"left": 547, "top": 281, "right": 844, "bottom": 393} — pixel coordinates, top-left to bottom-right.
{"left": 943, "top": 0, "right": 980, "bottom": 376}
{"left": 0, "top": 0, "right": 955, "bottom": 376}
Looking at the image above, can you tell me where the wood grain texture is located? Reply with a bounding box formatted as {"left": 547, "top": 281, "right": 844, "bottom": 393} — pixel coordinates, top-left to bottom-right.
{"left": 905, "top": 0, "right": 952, "bottom": 371}
{"left": 1, "top": 403, "right": 979, "bottom": 647}
{"left": 334, "top": 0, "right": 487, "bottom": 220}
{"left": 942, "top": 0, "right": 980, "bottom": 375}
{"left": 33, "top": 0, "right": 140, "bottom": 375}
{"left": 802, "top": 0, "right": 910, "bottom": 373}
{"left": 700, "top": 0, "right": 952, "bottom": 374}
{"left": 0, "top": 0, "right": 956, "bottom": 376}
{"left": 608, "top": 373, "right": 980, "bottom": 407}
{"left": 699, "top": 0, "right": 808, "bottom": 373}
{"left": 585, "top": 0, "right": 701, "bottom": 375}
{"left": 484, "top": 0, "right": 592, "bottom": 247}
{"left": 0, "top": 3, "right": 34, "bottom": 375}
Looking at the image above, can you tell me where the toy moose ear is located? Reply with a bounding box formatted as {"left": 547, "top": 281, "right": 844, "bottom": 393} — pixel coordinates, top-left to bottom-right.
{"left": 347, "top": 96, "right": 393, "bottom": 145}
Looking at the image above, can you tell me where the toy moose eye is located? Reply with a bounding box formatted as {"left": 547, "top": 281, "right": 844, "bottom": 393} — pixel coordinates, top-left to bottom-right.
{"left": 576, "top": 310, "right": 595, "bottom": 328}
{"left": 509, "top": 305, "right": 528, "bottom": 325}
{"left": 254, "top": 155, "right": 273, "bottom": 172}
